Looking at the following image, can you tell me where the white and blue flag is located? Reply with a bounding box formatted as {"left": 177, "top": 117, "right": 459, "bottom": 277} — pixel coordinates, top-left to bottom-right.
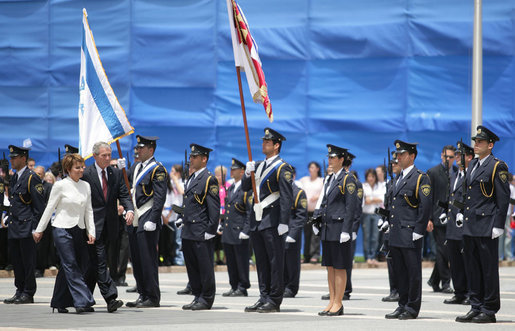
{"left": 78, "top": 8, "right": 133, "bottom": 159}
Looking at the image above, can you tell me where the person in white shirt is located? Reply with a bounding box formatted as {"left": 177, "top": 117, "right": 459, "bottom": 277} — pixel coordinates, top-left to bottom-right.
{"left": 361, "top": 169, "right": 384, "bottom": 265}
{"left": 33, "top": 153, "right": 96, "bottom": 314}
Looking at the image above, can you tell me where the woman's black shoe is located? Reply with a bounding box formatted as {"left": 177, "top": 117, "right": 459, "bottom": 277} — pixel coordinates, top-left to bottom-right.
{"left": 52, "top": 307, "right": 68, "bottom": 313}
{"left": 327, "top": 306, "right": 343, "bottom": 316}
{"left": 318, "top": 310, "right": 329, "bottom": 316}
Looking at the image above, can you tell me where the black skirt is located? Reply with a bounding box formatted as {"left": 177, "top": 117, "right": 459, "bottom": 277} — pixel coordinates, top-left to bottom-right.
{"left": 321, "top": 240, "right": 352, "bottom": 270}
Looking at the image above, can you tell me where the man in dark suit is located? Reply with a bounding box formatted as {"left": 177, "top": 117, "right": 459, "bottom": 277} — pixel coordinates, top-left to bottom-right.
{"left": 243, "top": 128, "right": 294, "bottom": 313}
{"left": 4, "top": 145, "right": 46, "bottom": 304}
{"left": 83, "top": 141, "right": 134, "bottom": 312}
{"left": 283, "top": 167, "right": 307, "bottom": 298}
{"left": 384, "top": 140, "right": 431, "bottom": 320}
{"left": 426, "top": 145, "right": 456, "bottom": 293}
{"left": 221, "top": 158, "right": 251, "bottom": 297}
{"left": 456, "top": 126, "right": 510, "bottom": 323}
{"left": 125, "top": 135, "right": 168, "bottom": 308}
{"left": 444, "top": 141, "right": 474, "bottom": 305}
{"left": 180, "top": 144, "right": 220, "bottom": 311}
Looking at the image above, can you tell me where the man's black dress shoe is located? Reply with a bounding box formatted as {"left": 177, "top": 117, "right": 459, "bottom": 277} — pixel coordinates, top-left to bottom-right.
{"left": 4, "top": 294, "right": 19, "bottom": 304}
{"left": 136, "top": 299, "right": 160, "bottom": 308}
{"left": 75, "top": 307, "right": 94, "bottom": 314}
{"left": 107, "top": 299, "right": 123, "bottom": 313}
{"left": 230, "top": 289, "right": 248, "bottom": 297}
{"left": 471, "top": 312, "right": 496, "bottom": 323}
{"left": 126, "top": 296, "right": 143, "bottom": 307}
{"left": 385, "top": 307, "right": 404, "bottom": 319}
{"left": 343, "top": 294, "right": 350, "bottom": 301}
{"left": 321, "top": 293, "right": 330, "bottom": 300}
{"left": 441, "top": 286, "right": 454, "bottom": 294}
{"left": 283, "top": 290, "right": 294, "bottom": 298}
{"left": 382, "top": 293, "right": 399, "bottom": 302}
{"left": 53, "top": 307, "right": 69, "bottom": 313}
{"left": 35, "top": 270, "right": 44, "bottom": 278}
{"left": 222, "top": 289, "right": 235, "bottom": 297}
{"left": 182, "top": 300, "right": 197, "bottom": 310}
{"left": 177, "top": 287, "right": 193, "bottom": 295}
{"left": 244, "top": 301, "right": 264, "bottom": 312}
{"left": 191, "top": 301, "right": 211, "bottom": 311}
{"left": 462, "top": 298, "right": 470, "bottom": 305}
{"left": 257, "top": 302, "right": 280, "bottom": 313}
{"left": 126, "top": 286, "right": 137, "bottom": 293}
{"left": 398, "top": 311, "right": 417, "bottom": 320}
{"left": 327, "top": 306, "right": 343, "bottom": 316}
{"left": 115, "top": 281, "right": 128, "bottom": 287}
{"left": 14, "top": 294, "right": 34, "bottom": 304}
{"left": 456, "top": 309, "right": 480, "bottom": 322}
{"left": 444, "top": 296, "right": 466, "bottom": 304}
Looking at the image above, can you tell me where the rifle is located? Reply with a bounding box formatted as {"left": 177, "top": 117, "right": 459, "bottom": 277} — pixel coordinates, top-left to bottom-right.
{"left": 306, "top": 215, "right": 322, "bottom": 233}
{"left": 183, "top": 149, "right": 190, "bottom": 184}
{"left": 387, "top": 147, "right": 393, "bottom": 181}
{"left": 436, "top": 153, "right": 452, "bottom": 224}
{"left": 322, "top": 159, "right": 326, "bottom": 178}
{"left": 451, "top": 138, "right": 467, "bottom": 211}
{"left": 0, "top": 152, "right": 9, "bottom": 182}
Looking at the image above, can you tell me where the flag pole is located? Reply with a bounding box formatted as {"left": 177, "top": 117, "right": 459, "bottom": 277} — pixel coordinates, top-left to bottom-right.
{"left": 115, "top": 140, "right": 131, "bottom": 193}
{"left": 236, "top": 66, "right": 259, "bottom": 203}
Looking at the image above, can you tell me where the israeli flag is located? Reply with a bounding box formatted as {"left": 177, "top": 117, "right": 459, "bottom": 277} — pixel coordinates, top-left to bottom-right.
{"left": 78, "top": 8, "right": 133, "bottom": 159}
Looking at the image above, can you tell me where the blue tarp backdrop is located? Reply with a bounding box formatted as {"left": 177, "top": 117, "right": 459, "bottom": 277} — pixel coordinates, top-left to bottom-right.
{"left": 1, "top": 1, "right": 515, "bottom": 255}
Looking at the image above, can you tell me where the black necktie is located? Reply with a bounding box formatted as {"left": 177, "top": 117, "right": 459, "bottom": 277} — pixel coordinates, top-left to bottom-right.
{"left": 136, "top": 163, "right": 144, "bottom": 177}
{"left": 187, "top": 174, "right": 195, "bottom": 189}
{"left": 396, "top": 172, "right": 403, "bottom": 186}
{"left": 12, "top": 173, "right": 18, "bottom": 186}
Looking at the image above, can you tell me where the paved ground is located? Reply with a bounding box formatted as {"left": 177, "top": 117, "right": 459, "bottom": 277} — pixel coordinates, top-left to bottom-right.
{"left": 0, "top": 266, "right": 514, "bottom": 330}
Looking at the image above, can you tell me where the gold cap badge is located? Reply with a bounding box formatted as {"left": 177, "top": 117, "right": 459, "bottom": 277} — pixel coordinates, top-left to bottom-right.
{"left": 265, "top": 129, "right": 269, "bottom": 135}
{"left": 191, "top": 146, "right": 195, "bottom": 152}
{"left": 137, "top": 137, "right": 140, "bottom": 143}
{"left": 9, "top": 147, "right": 13, "bottom": 152}
{"left": 328, "top": 147, "right": 331, "bottom": 152}
{"left": 477, "top": 128, "right": 482, "bottom": 134}
{"left": 396, "top": 143, "right": 400, "bottom": 148}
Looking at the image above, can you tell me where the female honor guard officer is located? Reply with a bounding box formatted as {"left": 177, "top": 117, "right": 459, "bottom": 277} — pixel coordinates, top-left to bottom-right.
{"left": 313, "top": 144, "right": 357, "bottom": 316}
{"left": 384, "top": 140, "right": 431, "bottom": 320}
{"left": 456, "top": 126, "right": 510, "bottom": 323}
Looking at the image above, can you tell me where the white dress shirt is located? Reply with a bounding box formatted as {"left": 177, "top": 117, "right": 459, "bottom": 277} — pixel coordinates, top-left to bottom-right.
{"left": 36, "top": 177, "right": 95, "bottom": 236}
{"left": 94, "top": 162, "right": 108, "bottom": 186}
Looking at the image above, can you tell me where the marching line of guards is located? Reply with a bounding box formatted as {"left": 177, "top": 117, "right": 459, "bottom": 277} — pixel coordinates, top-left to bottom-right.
{"left": 1, "top": 125, "right": 510, "bottom": 323}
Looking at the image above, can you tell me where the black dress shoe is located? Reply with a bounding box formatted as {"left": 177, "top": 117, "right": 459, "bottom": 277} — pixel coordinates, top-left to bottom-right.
{"left": 14, "top": 294, "right": 34, "bottom": 304}
{"left": 318, "top": 310, "right": 329, "bottom": 316}
{"left": 115, "top": 281, "right": 129, "bottom": 287}
{"left": 35, "top": 270, "right": 44, "bottom": 278}
{"left": 4, "top": 294, "right": 19, "bottom": 304}
{"left": 191, "top": 301, "right": 211, "bottom": 311}
{"left": 441, "top": 286, "right": 454, "bottom": 294}
{"left": 244, "top": 301, "right": 264, "bottom": 312}
{"left": 53, "top": 307, "right": 69, "bottom": 313}
{"left": 444, "top": 296, "right": 466, "bottom": 304}
{"left": 471, "top": 312, "right": 496, "bottom": 323}
{"left": 75, "top": 307, "right": 94, "bottom": 314}
{"left": 385, "top": 307, "right": 404, "bottom": 319}
{"left": 382, "top": 293, "right": 399, "bottom": 302}
{"left": 343, "top": 294, "right": 350, "bottom": 301}
{"left": 136, "top": 299, "right": 160, "bottom": 308}
{"left": 126, "top": 286, "right": 137, "bottom": 293}
{"left": 427, "top": 280, "right": 441, "bottom": 292}
{"left": 462, "top": 298, "right": 470, "bottom": 305}
{"left": 398, "top": 311, "right": 417, "bottom": 320}
{"left": 230, "top": 289, "right": 248, "bottom": 297}
{"left": 177, "top": 287, "right": 193, "bottom": 295}
{"left": 321, "top": 293, "right": 330, "bottom": 300}
{"left": 456, "top": 309, "right": 480, "bottom": 323}
{"left": 327, "top": 306, "right": 343, "bottom": 316}
{"left": 283, "top": 290, "right": 295, "bottom": 298}
{"left": 182, "top": 300, "right": 197, "bottom": 310}
{"left": 107, "top": 299, "right": 124, "bottom": 313}
{"left": 126, "top": 296, "right": 143, "bottom": 307}
{"left": 257, "top": 302, "right": 280, "bottom": 313}
{"left": 222, "top": 289, "right": 235, "bottom": 297}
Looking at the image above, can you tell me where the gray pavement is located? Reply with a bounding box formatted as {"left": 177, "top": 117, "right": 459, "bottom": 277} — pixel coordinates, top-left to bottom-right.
{"left": 0, "top": 266, "right": 514, "bottom": 330}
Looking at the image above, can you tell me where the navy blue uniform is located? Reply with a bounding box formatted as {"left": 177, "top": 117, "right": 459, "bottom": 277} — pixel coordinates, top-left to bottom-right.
{"left": 182, "top": 168, "right": 220, "bottom": 308}
{"left": 284, "top": 184, "right": 307, "bottom": 296}
{"left": 346, "top": 177, "right": 362, "bottom": 297}
{"left": 388, "top": 166, "right": 431, "bottom": 317}
{"left": 462, "top": 155, "right": 510, "bottom": 315}
{"left": 242, "top": 157, "right": 293, "bottom": 307}
{"left": 8, "top": 168, "right": 46, "bottom": 298}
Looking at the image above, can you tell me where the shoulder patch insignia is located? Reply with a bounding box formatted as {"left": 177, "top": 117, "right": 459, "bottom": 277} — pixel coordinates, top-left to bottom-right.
{"left": 248, "top": 195, "right": 254, "bottom": 204}
{"left": 0, "top": 183, "right": 4, "bottom": 194}
{"left": 210, "top": 185, "right": 219, "bottom": 195}
{"left": 346, "top": 183, "right": 356, "bottom": 194}
{"left": 421, "top": 184, "right": 431, "bottom": 197}
{"left": 35, "top": 183, "right": 44, "bottom": 195}
{"left": 499, "top": 171, "right": 508, "bottom": 183}
{"left": 357, "top": 188, "right": 363, "bottom": 199}
{"left": 283, "top": 171, "right": 292, "bottom": 182}
{"left": 300, "top": 198, "right": 307, "bottom": 209}
{"left": 155, "top": 172, "right": 166, "bottom": 181}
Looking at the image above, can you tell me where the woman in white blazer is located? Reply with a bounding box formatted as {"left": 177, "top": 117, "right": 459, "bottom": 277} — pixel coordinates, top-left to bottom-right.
{"left": 33, "top": 153, "right": 96, "bottom": 313}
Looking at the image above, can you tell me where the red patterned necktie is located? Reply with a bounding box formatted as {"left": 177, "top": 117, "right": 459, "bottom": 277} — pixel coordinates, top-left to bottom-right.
{"left": 101, "top": 169, "right": 108, "bottom": 200}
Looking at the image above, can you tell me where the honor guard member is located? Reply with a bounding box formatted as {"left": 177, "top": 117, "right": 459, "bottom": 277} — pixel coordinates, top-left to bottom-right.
{"left": 180, "top": 144, "right": 220, "bottom": 311}
{"left": 313, "top": 145, "right": 356, "bottom": 316}
{"left": 243, "top": 128, "right": 294, "bottom": 313}
{"left": 4, "top": 145, "right": 46, "bottom": 304}
{"left": 64, "top": 144, "right": 79, "bottom": 155}
{"left": 283, "top": 167, "right": 307, "bottom": 298}
{"left": 456, "top": 126, "right": 510, "bottom": 323}
{"left": 443, "top": 142, "right": 474, "bottom": 305}
{"left": 221, "top": 158, "right": 251, "bottom": 297}
{"left": 125, "top": 135, "right": 167, "bottom": 308}
{"left": 384, "top": 140, "right": 431, "bottom": 320}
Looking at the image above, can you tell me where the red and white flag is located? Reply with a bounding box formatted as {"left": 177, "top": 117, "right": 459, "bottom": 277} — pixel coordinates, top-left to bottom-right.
{"left": 226, "top": 0, "right": 273, "bottom": 122}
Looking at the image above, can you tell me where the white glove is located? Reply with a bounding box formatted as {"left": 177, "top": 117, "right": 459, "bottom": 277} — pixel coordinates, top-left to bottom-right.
{"left": 245, "top": 161, "right": 256, "bottom": 176}
{"left": 277, "top": 224, "right": 289, "bottom": 236}
{"left": 204, "top": 233, "right": 215, "bottom": 240}
{"left": 312, "top": 224, "right": 320, "bottom": 236}
{"left": 340, "top": 232, "right": 351, "bottom": 243}
{"left": 217, "top": 223, "right": 222, "bottom": 233}
{"left": 439, "top": 213, "right": 448, "bottom": 225}
{"left": 117, "top": 158, "right": 126, "bottom": 169}
{"left": 377, "top": 218, "right": 384, "bottom": 230}
{"left": 285, "top": 236, "right": 296, "bottom": 243}
{"left": 143, "top": 222, "right": 156, "bottom": 232}
{"left": 380, "top": 221, "right": 389, "bottom": 232}
{"left": 352, "top": 232, "right": 357, "bottom": 241}
{"left": 239, "top": 232, "right": 250, "bottom": 240}
{"left": 492, "top": 227, "right": 504, "bottom": 239}
{"left": 456, "top": 213, "right": 464, "bottom": 228}
{"left": 412, "top": 232, "right": 423, "bottom": 241}
{"left": 175, "top": 218, "right": 184, "bottom": 229}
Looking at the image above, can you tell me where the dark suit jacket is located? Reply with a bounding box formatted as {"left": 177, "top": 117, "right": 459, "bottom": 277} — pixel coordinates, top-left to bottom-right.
{"left": 427, "top": 163, "right": 454, "bottom": 227}
{"left": 353, "top": 179, "right": 363, "bottom": 234}
{"left": 82, "top": 164, "right": 134, "bottom": 241}
{"left": 463, "top": 155, "right": 510, "bottom": 237}
{"left": 388, "top": 166, "right": 431, "bottom": 248}
{"left": 286, "top": 183, "right": 307, "bottom": 248}
{"left": 221, "top": 181, "right": 250, "bottom": 245}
